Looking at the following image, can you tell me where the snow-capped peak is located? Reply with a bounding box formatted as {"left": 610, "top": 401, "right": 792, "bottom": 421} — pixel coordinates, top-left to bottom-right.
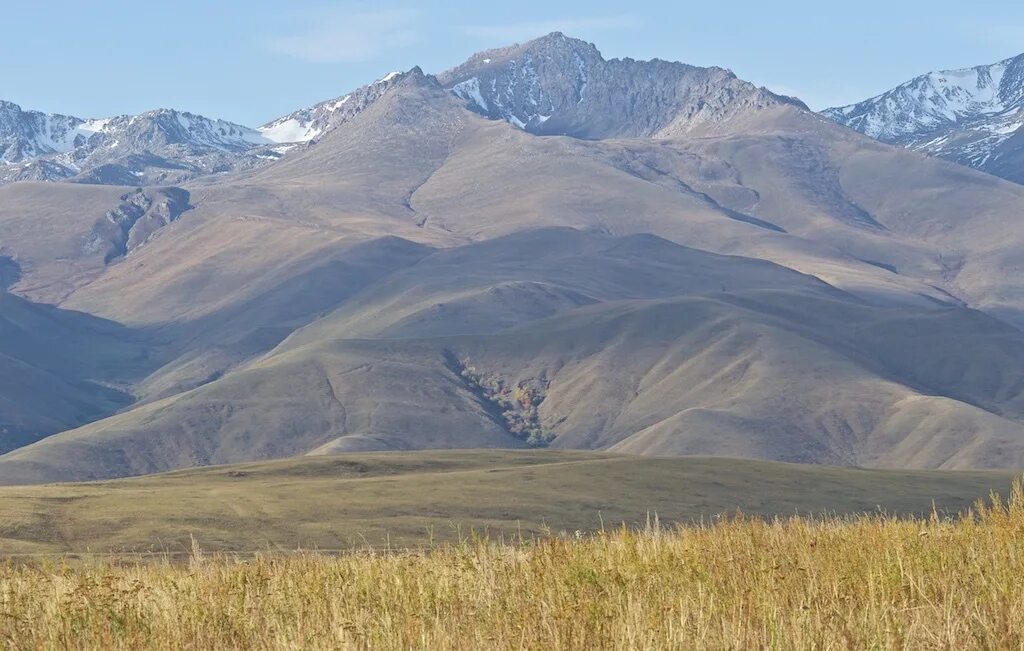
{"left": 822, "top": 52, "right": 1024, "bottom": 183}
{"left": 0, "top": 101, "right": 105, "bottom": 163}
{"left": 824, "top": 54, "right": 1024, "bottom": 141}
{"left": 0, "top": 101, "right": 281, "bottom": 185}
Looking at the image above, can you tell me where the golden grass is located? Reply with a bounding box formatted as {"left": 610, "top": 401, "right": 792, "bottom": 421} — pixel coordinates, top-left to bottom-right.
{"left": 2, "top": 483, "right": 1024, "bottom": 649}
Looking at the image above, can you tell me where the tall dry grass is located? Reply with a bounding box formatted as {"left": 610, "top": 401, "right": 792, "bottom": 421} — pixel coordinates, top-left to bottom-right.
{"left": 2, "top": 484, "right": 1024, "bottom": 649}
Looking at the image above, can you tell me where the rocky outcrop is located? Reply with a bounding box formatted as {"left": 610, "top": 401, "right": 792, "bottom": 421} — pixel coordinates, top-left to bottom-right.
{"left": 85, "top": 187, "right": 191, "bottom": 263}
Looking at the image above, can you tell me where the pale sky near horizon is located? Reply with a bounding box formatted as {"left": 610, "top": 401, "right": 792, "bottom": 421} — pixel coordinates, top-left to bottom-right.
{"left": 4, "top": 0, "right": 1023, "bottom": 126}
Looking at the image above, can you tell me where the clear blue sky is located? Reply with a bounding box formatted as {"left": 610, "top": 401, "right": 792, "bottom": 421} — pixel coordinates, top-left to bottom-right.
{"left": 4, "top": 0, "right": 1023, "bottom": 126}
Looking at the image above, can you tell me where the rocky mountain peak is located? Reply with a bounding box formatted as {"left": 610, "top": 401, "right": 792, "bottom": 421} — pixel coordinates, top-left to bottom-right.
{"left": 439, "top": 32, "right": 804, "bottom": 139}
{"left": 0, "top": 100, "right": 89, "bottom": 164}
{"left": 0, "top": 35, "right": 805, "bottom": 187}
{"left": 824, "top": 53, "right": 1024, "bottom": 143}
{"left": 108, "top": 109, "right": 264, "bottom": 152}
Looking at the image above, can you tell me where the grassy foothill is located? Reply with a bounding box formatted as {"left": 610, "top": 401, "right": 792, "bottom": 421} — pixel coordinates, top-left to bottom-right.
{"left": 0, "top": 451, "right": 1015, "bottom": 555}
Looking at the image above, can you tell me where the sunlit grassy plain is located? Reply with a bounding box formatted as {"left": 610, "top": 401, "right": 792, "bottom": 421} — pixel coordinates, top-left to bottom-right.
{"left": 0, "top": 455, "right": 1022, "bottom": 648}
{"left": 2, "top": 488, "right": 1024, "bottom": 649}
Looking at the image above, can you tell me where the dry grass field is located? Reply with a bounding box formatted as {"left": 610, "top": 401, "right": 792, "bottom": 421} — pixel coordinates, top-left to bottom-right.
{"left": 0, "top": 452, "right": 1020, "bottom": 648}
{"left": 1, "top": 481, "right": 1023, "bottom": 649}
{"left": 0, "top": 451, "right": 1015, "bottom": 555}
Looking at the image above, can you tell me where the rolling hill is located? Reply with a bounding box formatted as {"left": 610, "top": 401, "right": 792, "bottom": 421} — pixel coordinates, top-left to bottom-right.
{"left": 0, "top": 291, "right": 152, "bottom": 453}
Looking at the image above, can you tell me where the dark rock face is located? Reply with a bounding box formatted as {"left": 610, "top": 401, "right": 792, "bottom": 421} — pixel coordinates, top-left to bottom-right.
{"left": 823, "top": 53, "right": 1024, "bottom": 183}
{"left": 439, "top": 33, "right": 804, "bottom": 139}
{"left": 86, "top": 188, "right": 192, "bottom": 263}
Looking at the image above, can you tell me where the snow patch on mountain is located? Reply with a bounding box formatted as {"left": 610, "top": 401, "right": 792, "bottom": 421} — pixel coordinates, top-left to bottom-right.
{"left": 259, "top": 117, "right": 322, "bottom": 144}
{"left": 452, "top": 78, "right": 489, "bottom": 112}
{"left": 258, "top": 68, "right": 419, "bottom": 144}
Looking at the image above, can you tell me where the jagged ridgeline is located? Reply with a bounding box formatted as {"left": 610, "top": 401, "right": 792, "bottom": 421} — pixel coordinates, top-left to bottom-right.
{"left": 439, "top": 32, "right": 804, "bottom": 139}
{"left": 0, "top": 34, "right": 802, "bottom": 187}
{"left": 0, "top": 71, "right": 419, "bottom": 186}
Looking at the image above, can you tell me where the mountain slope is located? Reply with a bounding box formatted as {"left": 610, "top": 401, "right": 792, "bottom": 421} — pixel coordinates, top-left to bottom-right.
{"left": 5, "top": 229, "right": 1024, "bottom": 483}
{"left": 0, "top": 291, "right": 151, "bottom": 453}
{"left": 4, "top": 35, "right": 1024, "bottom": 482}
{"left": 823, "top": 53, "right": 1024, "bottom": 183}
{"left": 0, "top": 182, "right": 193, "bottom": 304}
{"left": 258, "top": 69, "right": 420, "bottom": 144}
{"left": 64, "top": 64, "right": 954, "bottom": 328}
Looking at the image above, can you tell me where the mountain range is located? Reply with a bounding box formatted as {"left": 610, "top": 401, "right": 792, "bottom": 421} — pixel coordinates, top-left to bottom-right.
{"left": 3, "top": 33, "right": 1024, "bottom": 484}
{"left": 8, "top": 41, "right": 1024, "bottom": 189}
{"left": 0, "top": 70, "right": 418, "bottom": 186}
{"left": 823, "top": 53, "right": 1024, "bottom": 183}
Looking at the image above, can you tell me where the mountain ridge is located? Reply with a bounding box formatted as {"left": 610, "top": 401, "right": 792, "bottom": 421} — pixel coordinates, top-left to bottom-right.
{"left": 0, "top": 101, "right": 287, "bottom": 185}
{"left": 439, "top": 32, "right": 806, "bottom": 139}
{"left": 0, "top": 33, "right": 811, "bottom": 187}
{"left": 823, "top": 52, "right": 1024, "bottom": 183}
